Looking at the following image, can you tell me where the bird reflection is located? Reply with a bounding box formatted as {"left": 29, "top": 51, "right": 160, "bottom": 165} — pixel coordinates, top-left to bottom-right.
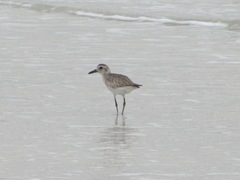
{"left": 98, "top": 115, "right": 137, "bottom": 168}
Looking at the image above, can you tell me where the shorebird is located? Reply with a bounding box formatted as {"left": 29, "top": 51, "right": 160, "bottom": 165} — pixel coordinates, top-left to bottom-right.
{"left": 88, "top": 64, "right": 142, "bottom": 115}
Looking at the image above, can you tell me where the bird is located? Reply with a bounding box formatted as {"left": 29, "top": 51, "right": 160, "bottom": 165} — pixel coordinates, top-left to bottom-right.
{"left": 88, "top": 64, "right": 142, "bottom": 115}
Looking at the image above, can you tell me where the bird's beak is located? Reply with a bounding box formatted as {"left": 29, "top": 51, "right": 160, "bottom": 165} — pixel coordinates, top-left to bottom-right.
{"left": 88, "top": 69, "right": 97, "bottom": 74}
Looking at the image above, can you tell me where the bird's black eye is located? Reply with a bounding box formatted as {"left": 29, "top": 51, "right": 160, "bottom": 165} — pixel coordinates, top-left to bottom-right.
{"left": 99, "top": 67, "right": 103, "bottom": 70}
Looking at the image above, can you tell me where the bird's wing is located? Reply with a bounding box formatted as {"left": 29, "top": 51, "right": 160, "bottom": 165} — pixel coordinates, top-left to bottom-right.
{"left": 106, "top": 74, "right": 135, "bottom": 88}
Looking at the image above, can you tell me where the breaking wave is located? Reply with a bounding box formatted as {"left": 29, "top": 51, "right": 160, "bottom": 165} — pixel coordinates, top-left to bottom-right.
{"left": 0, "top": 0, "right": 228, "bottom": 28}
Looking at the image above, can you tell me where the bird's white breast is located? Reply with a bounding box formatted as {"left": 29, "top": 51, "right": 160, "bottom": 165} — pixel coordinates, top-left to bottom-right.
{"left": 107, "top": 86, "right": 137, "bottom": 96}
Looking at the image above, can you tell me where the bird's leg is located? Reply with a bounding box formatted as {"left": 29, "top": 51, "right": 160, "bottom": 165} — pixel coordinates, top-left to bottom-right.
{"left": 114, "top": 95, "right": 118, "bottom": 114}
{"left": 122, "top": 96, "right": 126, "bottom": 115}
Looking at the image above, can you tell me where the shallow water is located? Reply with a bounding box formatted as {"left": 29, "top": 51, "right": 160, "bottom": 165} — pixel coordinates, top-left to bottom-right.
{"left": 0, "top": 0, "right": 240, "bottom": 179}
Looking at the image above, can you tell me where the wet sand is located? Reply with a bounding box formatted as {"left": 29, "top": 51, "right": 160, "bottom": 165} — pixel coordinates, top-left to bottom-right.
{"left": 0, "top": 3, "right": 240, "bottom": 180}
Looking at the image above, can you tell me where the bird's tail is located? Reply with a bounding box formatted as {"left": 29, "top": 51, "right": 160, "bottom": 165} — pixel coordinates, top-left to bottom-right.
{"left": 133, "top": 83, "right": 142, "bottom": 88}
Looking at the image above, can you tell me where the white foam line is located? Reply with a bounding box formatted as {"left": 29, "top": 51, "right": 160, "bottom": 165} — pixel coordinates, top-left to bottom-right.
{"left": 75, "top": 11, "right": 228, "bottom": 28}
{"left": 75, "top": 11, "right": 137, "bottom": 21}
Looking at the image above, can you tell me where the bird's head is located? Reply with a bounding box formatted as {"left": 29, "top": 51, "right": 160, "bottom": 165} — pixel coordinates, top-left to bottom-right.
{"left": 88, "top": 64, "right": 111, "bottom": 75}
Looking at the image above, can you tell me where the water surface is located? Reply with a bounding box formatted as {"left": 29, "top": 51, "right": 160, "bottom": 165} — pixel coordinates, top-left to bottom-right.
{"left": 0, "top": 0, "right": 240, "bottom": 179}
